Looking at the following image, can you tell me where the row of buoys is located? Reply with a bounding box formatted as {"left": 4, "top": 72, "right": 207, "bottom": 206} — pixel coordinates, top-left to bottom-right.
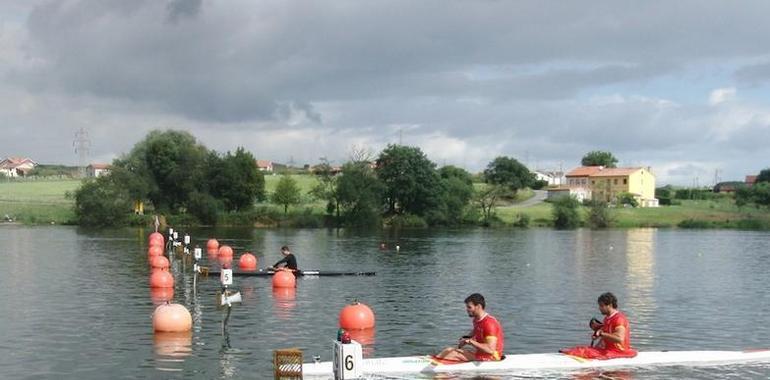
{"left": 146, "top": 230, "right": 192, "bottom": 334}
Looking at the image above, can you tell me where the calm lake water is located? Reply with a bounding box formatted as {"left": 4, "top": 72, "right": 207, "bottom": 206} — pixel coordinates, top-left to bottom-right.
{"left": 1, "top": 226, "right": 769, "bottom": 379}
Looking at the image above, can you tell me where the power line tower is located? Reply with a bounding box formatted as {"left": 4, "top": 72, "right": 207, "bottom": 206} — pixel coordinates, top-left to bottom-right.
{"left": 73, "top": 127, "right": 91, "bottom": 178}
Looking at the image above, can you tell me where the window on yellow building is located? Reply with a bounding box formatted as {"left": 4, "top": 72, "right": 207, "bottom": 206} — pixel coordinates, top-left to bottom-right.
{"left": 623, "top": 179, "right": 627, "bottom": 185}
{"left": 614, "top": 179, "right": 618, "bottom": 185}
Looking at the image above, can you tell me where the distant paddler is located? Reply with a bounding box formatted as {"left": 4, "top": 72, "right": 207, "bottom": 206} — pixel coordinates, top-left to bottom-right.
{"left": 560, "top": 292, "right": 638, "bottom": 360}
{"left": 270, "top": 245, "right": 299, "bottom": 274}
{"left": 435, "top": 293, "right": 505, "bottom": 362}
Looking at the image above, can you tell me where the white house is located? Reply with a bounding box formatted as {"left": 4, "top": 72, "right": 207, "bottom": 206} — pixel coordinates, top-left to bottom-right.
{"left": 0, "top": 157, "right": 37, "bottom": 177}
{"left": 86, "top": 163, "right": 111, "bottom": 177}
{"left": 534, "top": 170, "right": 565, "bottom": 186}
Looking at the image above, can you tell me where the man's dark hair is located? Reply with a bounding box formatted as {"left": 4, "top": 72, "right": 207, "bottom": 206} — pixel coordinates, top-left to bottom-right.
{"left": 597, "top": 292, "right": 618, "bottom": 308}
{"left": 465, "top": 293, "right": 486, "bottom": 309}
{"left": 281, "top": 245, "right": 290, "bottom": 252}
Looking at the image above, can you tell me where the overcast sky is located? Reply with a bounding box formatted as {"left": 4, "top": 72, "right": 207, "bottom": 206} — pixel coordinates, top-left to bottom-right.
{"left": 2, "top": 1, "right": 770, "bottom": 185}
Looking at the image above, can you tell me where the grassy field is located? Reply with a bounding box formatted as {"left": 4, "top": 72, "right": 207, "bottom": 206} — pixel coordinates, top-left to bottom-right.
{"left": 496, "top": 198, "right": 770, "bottom": 228}
{"left": 0, "top": 179, "right": 81, "bottom": 224}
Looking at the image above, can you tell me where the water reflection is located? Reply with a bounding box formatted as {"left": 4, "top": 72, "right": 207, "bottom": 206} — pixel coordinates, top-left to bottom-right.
{"left": 623, "top": 229, "right": 656, "bottom": 347}
{"left": 154, "top": 331, "right": 192, "bottom": 372}
{"left": 272, "top": 287, "right": 297, "bottom": 320}
{"left": 349, "top": 328, "right": 376, "bottom": 357}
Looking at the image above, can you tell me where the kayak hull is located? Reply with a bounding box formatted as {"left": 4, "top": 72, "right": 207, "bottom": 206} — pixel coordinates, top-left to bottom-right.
{"left": 205, "top": 270, "right": 375, "bottom": 277}
{"left": 300, "top": 350, "right": 770, "bottom": 377}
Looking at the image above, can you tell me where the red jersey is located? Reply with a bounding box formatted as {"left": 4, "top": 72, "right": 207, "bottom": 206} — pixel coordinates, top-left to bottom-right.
{"left": 602, "top": 311, "right": 632, "bottom": 352}
{"left": 472, "top": 314, "right": 504, "bottom": 361}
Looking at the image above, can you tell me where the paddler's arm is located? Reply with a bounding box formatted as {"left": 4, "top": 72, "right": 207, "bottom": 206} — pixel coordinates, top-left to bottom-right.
{"left": 464, "top": 336, "right": 498, "bottom": 355}
{"left": 598, "top": 325, "right": 626, "bottom": 345}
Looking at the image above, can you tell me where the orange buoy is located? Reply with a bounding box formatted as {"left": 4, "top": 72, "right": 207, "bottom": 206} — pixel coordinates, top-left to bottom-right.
{"left": 218, "top": 245, "right": 233, "bottom": 257}
{"left": 149, "top": 239, "right": 164, "bottom": 248}
{"left": 207, "top": 239, "right": 219, "bottom": 251}
{"left": 272, "top": 270, "right": 296, "bottom": 288}
{"left": 218, "top": 256, "right": 233, "bottom": 267}
{"left": 150, "top": 270, "right": 174, "bottom": 288}
{"left": 339, "top": 301, "right": 376, "bottom": 329}
{"left": 152, "top": 303, "right": 192, "bottom": 332}
{"left": 150, "top": 255, "right": 170, "bottom": 270}
{"left": 149, "top": 232, "right": 164, "bottom": 245}
{"left": 148, "top": 245, "right": 164, "bottom": 257}
{"left": 150, "top": 287, "right": 175, "bottom": 305}
{"left": 207, "top": 248, "right": 218, "bottom": 257}
{"left": 238, "top": 253, "right": 258, "bottom": 271}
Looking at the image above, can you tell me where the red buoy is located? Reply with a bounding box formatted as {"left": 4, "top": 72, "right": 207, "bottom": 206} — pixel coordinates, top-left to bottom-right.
{"left": 150, "top": 255, "right": 170, "bottom": 270}
{"left": 339, "top": 301, "right": 376, "bottom": 329}
{"left": 152, "top": 303, "right": 192, "bottom": 332}
{"left": 272, "top": 270, "right": 296, "bottom": 288}
{"left": 238, "top": 253, "right": 258, "bottom": 271}
{"left": 150, "top": 270, "right": 174, "bottom": 288}
{"left": 150, "top": 287, "right": 175, "bottom": 305}
{"left": 207, "top": 239, "right": 219, "bottom": 251}
{"left": 148, "top": 245, "right": 163, "bottom": 257}
{"left": 218, "top": 245, "right": 233, "bottom": 257}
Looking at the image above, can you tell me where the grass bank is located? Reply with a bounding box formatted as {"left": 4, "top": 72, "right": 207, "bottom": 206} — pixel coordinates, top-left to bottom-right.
{"left": 0, "top": 179, "right": 80, "bottom": 224}
{"left": 495, "top": 198, "right": 770, "bottom": 229}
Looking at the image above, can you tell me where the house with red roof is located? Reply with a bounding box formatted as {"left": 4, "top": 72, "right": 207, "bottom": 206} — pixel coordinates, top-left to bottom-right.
{"left": 548, "top": 165, "right": 658, "bottom": 207}
{"left": 86, "top": 163, "right": 112, "bottom": 178}
{"left": 0, "top": 157, "right": 37, "bottom": 177}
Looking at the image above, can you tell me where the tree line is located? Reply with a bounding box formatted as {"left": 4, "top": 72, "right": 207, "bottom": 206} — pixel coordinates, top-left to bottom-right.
{"left": 74, "top": 130, "right": 542, "bottom": 227}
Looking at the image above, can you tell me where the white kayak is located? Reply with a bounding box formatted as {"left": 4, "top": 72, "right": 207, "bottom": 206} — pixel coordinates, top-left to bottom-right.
{"left": 301, "top": 349, "right": 770, "bottom": 377}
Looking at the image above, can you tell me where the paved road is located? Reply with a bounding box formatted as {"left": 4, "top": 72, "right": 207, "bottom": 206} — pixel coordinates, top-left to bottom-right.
{"left": 510, "top": 190, "right": 547, "bottom": 207}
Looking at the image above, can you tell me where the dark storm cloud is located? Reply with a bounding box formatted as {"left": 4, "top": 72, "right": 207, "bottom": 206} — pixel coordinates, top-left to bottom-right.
{"left": 16, "top": 0, "right": 770, "bottom": 124}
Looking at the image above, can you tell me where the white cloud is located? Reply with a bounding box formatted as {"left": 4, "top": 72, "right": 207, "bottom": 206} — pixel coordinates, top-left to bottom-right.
{"left": 709, "top": 87, "right": 736, "bottom": 106}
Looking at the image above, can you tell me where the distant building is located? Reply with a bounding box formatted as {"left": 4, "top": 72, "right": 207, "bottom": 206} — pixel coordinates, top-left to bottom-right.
{"left": 590, "top": 167, "right": 658, "bottom": 207}
{"left": 534, "top": 170, "right": 565, "bottom": 186}
{"left": 550, "top": 166, "right": 658, "bottom": 207}
{"left": 714, "top": 181, "right": 745, "bottom": 193}
{"left": 256, "top": 160, "right": 273, "bottom": 172}
{"left": 0, "top": 157, "right": 37, "bottom": 177}
{"left": 86, "top": 163, "right": 111, "bottom": 178}
{"left": 746, "top": 175, "right": 757, "bottom": 186}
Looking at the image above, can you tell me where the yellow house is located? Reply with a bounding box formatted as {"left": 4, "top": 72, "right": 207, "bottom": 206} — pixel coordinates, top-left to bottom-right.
{"left": 589, "top": 167, "right": 658, "bottom": 207}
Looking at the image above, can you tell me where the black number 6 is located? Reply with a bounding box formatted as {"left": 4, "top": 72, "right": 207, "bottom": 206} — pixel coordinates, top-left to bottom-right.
{"left": 345, "top": 354, "right": 354, "bottom": 370}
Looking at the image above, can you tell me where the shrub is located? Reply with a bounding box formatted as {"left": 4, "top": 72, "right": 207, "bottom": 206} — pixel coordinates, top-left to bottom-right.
{"left": 386, "top": 213, "right": 428, "bottom": 228}
{"left": 616, "top": 192, "right": 638, "bottom": 208}
{"left": 587, "top": 200, "right": 612, "bottom": 229}
{"left": 678, "top": 219, "right": 713, "bottom": 229}
{"left": 552, "top": 196, "right": 581, "bottom": 229}
{"left": 513, "top": 213, "right": 530, "bottom": 228}
{"left": 187, "top": 191, "right": 221, "bottom": 225}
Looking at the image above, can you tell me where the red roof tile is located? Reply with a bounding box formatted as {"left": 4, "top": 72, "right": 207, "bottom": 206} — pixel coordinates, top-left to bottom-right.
{"left": 589, "top": 168, "right": 642, "bottom": 177}
{"left": 565, "top": 166, "right": 603, "bottom": 177}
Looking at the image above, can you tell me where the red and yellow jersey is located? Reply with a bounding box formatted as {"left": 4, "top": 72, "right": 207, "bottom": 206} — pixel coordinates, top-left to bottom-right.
{"left": 472, "top": 314, "right": 504, "bottom": 361}
{"left": 602, "top": 311, "right": 632, "bottom": 352}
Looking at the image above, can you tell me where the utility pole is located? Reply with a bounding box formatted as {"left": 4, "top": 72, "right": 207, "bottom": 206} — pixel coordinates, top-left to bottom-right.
{"left": 73, "top": 127, "right": 90, "bottom": 178}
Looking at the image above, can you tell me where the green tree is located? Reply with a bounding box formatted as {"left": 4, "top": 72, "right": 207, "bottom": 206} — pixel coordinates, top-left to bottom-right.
{"left": 376, "top": 144, "right": 443, "bottom": 216}
{"left": 310, "top": 159, "right": 341, "bottom": 219}
{"left": 438, "top": 166, "right": 475, "bottom": 225}
{"left": 271, "top": 175, "right": 301, "bottom": 214}
{"left": 581, "top": 151, "right": 618, "bottom": 168}
{"left": 74, "top": 176, "right": 134, "bottom": 226}
{"left": 483, "top": 156, "right": 535, "bottom": 194}
{"left": 552, "top": 196, "right": 581, "bottom": 229}
{"left": 616, "top": 192, "right": 639, "bottom": 207}
{"left": 756, "top": 168, "right": 770, "bottom": 184}
{"left": 737, "top": 182, "right": 770, "bottom": 207}
{"left": 207, "top": 147, "right": 265, "bottom": 211}
{"left": 475, "top": 184, "right": 504, "bottom": 225}
{"left": 337, "top": 161, "right": 384, "bottom": 227}
{"left": 115, "top": 130, "right": 209, "bottom": 212}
